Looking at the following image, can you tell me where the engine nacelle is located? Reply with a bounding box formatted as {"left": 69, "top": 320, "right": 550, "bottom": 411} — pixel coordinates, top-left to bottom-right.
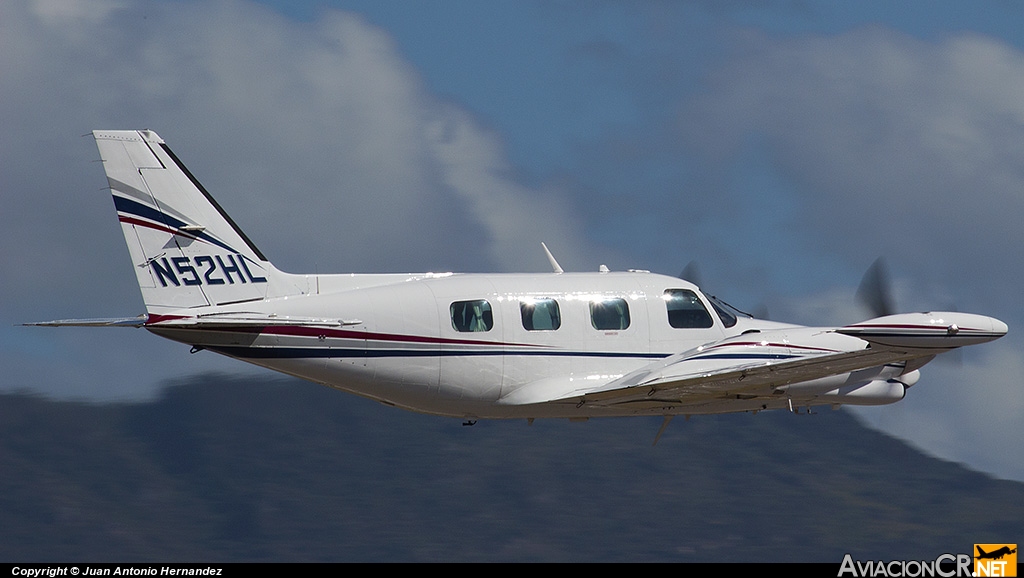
{"left": 815, "top": 379, "right": 906, "bottom": 406}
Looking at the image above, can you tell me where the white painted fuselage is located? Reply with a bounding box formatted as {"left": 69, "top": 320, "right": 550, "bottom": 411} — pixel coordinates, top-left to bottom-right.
{"left": 145, "top": 268, "right": 993, "bottom": 420}
{"left": 149, "top": 271, "right": 741, "bottom": 418}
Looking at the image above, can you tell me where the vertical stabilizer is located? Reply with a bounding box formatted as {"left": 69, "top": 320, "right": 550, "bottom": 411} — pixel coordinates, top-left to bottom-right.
{"left": 94, "top": 130, "right": 291, "bottom": 314}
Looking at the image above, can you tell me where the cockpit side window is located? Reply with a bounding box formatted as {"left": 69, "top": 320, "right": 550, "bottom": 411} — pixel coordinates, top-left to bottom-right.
{"left": 450, "top": 299, "right": 493, "bottom": 332}
{"left": 664, "top": 289, "right": 714, "bottom": 329}
{"left": 520, "top": 298, "right": 561, "bottom": 331}
{"left": 590, "top": 298, "right": 630, "bottom": 330}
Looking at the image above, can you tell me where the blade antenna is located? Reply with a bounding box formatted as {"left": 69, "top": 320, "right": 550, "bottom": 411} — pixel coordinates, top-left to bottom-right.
{"left": 541, "top": 242, "right": 564, "bottom": 274}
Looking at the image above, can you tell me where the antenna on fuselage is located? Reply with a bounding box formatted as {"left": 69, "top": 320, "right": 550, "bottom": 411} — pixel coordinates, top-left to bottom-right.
{"left": 541, "top": 242, "right": 564, "bottom": 274}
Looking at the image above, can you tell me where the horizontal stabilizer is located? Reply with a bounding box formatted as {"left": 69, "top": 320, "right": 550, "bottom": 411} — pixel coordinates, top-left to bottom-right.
{"left": 24, "top": 316, "right": 148, "bottom": 328}
{"left": 147, "top": 312, "right": 363, "bottom": 328}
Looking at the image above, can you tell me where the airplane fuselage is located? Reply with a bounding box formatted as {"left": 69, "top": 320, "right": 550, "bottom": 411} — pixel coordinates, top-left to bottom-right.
{"left": 145, "top": 270, "right": 912, "bottom": 419}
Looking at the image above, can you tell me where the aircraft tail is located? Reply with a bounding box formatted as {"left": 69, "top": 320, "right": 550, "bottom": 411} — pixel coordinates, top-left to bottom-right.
{"left": 94, "top": 130, "right": 297, "bottom": 314}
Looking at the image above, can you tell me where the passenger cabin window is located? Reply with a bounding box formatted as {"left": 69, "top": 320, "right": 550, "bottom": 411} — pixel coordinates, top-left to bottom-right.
{"left": 520, "top": 298, "right": 561, "bottom": 331}
{"left": 451, "top": 300, "right": 493, "bottom": 332}
{"left": 590, "top": 298, "right": 630, "bottom": 330}
{"left": 664, "top": 289, "right": 714, "bottom": 329}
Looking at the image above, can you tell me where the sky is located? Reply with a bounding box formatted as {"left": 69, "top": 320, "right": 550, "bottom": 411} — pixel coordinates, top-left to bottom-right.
{"left": 2, "top": 0, "right": 1023, "bottom": 481}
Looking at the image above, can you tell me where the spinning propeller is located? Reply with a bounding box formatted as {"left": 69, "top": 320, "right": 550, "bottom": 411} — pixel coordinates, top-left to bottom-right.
{"left": 855, "top": 257, "right": 962, "bottom": 364}
{"left": 681, "top": 260, "right": 767, "bottom": 319}
{"left": 856, "top": 257, "right": 896, "bottom": 318}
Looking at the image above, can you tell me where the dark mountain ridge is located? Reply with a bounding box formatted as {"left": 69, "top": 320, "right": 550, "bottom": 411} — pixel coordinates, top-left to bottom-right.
{"left": 1, "top": 373, "right": 1020, "bottom": 562}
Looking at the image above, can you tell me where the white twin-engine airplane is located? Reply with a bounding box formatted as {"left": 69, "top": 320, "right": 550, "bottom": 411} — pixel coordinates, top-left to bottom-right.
{"left": 35, "top": 130, "right": 1007, "bottom": 426}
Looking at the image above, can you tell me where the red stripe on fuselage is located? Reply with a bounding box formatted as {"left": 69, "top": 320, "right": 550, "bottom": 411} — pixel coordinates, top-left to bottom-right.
{"left": 264, "top": 325, "right": 551, "bottom": 348}
{"left": 143, "top": 319, "right": 552, "bottom": 349}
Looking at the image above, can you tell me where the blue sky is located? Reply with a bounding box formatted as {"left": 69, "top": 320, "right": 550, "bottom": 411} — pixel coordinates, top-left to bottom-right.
{"left": 2, "top": 0, "right": 1023, "bottom": 481}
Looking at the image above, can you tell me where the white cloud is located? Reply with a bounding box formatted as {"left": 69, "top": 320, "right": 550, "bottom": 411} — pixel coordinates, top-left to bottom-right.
{"left": 0, "top": 0, "right": 592, "bottom": 399}
{"left": 425, "top": 103, "right": 589, "bottom": 272}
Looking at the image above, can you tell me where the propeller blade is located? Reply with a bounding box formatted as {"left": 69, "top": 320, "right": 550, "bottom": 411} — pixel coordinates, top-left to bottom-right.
{"left": 856, "top": 257, "right": 896, "bottom": 318}
{"left": 681, "top": 261, "right": 703, "bottom": 287}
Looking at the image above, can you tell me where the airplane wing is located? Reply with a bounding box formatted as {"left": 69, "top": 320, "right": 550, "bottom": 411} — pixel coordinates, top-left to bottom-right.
{"left": 576, "top": 333, "right": 908, "bottom": 409}
{"left": 502, "top": 312, "right": 1006, "bottom": 410}
{"left": 500, "top": 330, "right": 911, "bottom": 409}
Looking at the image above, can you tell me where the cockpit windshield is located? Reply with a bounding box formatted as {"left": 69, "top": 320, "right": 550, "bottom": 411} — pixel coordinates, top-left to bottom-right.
{"left": 706, "top": 295, "right": 750, "bottom": 328}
